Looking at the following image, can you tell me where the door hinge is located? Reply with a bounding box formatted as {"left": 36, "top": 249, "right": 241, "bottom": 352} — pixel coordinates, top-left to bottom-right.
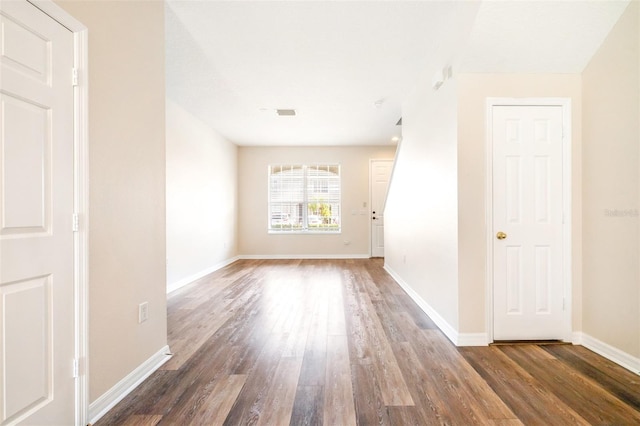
{"left": 72, "top": 359, "right": 79, "bottom": 378}
{"left": 72, "top": 213, "right": 79, "bottom": 232}
{"left": 72, "top": 68, "right": 79, "bottom": 86}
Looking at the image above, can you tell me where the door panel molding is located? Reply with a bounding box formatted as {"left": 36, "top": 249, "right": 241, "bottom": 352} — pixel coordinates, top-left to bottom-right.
{"left": 485, "top": 98, "right": 572, "bottom": 343}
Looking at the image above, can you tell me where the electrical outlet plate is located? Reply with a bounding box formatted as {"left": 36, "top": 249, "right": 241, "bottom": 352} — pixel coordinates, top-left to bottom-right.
{"left": 138, "top": 302, "right": 149, "bottom": 323}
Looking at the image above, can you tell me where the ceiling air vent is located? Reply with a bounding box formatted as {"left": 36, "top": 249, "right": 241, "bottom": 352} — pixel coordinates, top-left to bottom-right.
{"left": 276, "top": 109, "right": 296, "bottom": 116}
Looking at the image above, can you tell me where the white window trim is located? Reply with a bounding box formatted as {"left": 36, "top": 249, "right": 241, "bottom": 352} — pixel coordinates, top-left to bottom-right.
{"left": 268, "top": 164, "right": 342, "bottom": 234}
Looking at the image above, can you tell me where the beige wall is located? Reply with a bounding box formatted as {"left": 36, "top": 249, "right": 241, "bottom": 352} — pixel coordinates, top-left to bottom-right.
{"left": 388, "top": 4, "right": 639, "bottom": 364}
{"left": 385, "top": 72, "right": 583, "bottom": 338}
{"left": 385, "top": 79, "right": 461, "bottom": 330}
{"left": 582, "top": 1, "right": 639, "bottom": 358}
{"left": 457, "top": 73, "right": 583, "bottom": 334}
{"left": 238, "top": 146, "right": 396, "bottom": 257}
{"left": 56, "top": 1, "right": 167, "bottom": 403}
{"left": 166, "top": 100, "right": 238, "bottom": 288}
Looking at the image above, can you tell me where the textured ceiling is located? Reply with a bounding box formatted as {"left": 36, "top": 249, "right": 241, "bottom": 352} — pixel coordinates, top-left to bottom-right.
{"left": 166, "top": 0, "right": 630, "bottom": 146}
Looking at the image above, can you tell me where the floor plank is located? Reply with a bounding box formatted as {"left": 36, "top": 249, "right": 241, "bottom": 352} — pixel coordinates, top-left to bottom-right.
{"left": 323, "top": 334, "right": 357, "bottom": 426}
{"left": 289, "top": 385, "right": 324, "bottom": 426}
{"left": 351, "top": 363, "right": 391, "bottom": 425}
{"left": 500, "top": 345, "right": 640, "bottom": 425}
{"left": 95, "top": 259, "right": 640, "bottom": 425}
{"left": 119, "top": 414, "right": 163, "bottom": 426}
{"left": 256, "top": 356, "right": 303, "bottom": 425}
{"left": 543, "top": 344, "right": 640, "bottom": 410}
{"left": 188, "top": 375, "right": 247, "bottom": 425}
{"left": 459, "top": 346, "right": 590, "bottom": 425}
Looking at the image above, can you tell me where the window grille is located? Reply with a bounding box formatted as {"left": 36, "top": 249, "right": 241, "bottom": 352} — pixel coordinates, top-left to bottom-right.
{"left": 268, "top": 164, "right": 341, "bottom": 233}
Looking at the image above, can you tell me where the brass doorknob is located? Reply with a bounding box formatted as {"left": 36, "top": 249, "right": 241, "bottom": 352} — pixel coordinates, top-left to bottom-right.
{"left": 496, "top": 231, "right": 507, "bottom": 240}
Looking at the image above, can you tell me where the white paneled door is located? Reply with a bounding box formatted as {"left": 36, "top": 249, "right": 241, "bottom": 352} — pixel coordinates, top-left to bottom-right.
{"left": 370, "top": 159, "right": 392, "bottom": 257}
{"left": 0, "top": 0, "right": 75, "bottom": 424}
{"left": 492, "top": 105, "right": 567, "bottom": 340}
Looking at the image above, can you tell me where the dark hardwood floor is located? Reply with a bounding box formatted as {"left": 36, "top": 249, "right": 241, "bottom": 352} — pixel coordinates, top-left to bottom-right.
{"left": 96, "top": 259, "right": 640, "bottom": 425}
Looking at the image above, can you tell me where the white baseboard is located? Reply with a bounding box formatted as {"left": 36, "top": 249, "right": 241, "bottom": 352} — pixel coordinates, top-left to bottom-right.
{"left": 89, "top": 345, "right": 172, "bottom": 424}
{"left": 167, "top": 256, "right": 240, "bottom": 294}
{"left": 383, "top": 264, "right": 479, "bottom": 346}
{"left": 238, "top": 254, "right": 370, "bottom": 260}
{"left": 573, "top": 332, "right": 640, "bottom": 376}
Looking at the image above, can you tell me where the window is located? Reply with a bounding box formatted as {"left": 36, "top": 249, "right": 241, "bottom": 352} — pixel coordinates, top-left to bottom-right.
{"left": 269, "top": 164, "right": 341, "bottom": 233}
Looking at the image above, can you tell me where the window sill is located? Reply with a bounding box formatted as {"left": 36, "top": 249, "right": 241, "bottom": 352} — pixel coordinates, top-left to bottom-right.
{"left": 268, "top": 230, "right": 341, "bottom": 235}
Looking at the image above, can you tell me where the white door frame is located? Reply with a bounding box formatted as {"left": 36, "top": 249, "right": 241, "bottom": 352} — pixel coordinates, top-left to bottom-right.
{"left": 368, "top": 158, "right": 374, "bottom": 257}
{"left": 27, "top": 1, "right": 89, "bottom": 424}
{"left": 485, "top": 98, "right": 572, "bottom": 343}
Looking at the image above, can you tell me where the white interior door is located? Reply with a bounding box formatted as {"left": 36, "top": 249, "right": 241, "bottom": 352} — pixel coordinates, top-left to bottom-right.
{"left": 492, "top": 105, "right": 567, "bottom": 340}
{"left": 0, "top": 1, "right": 76, "bottom": 424}
{"left": 370, "top": 159, "right": 392, "bottom": 257}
